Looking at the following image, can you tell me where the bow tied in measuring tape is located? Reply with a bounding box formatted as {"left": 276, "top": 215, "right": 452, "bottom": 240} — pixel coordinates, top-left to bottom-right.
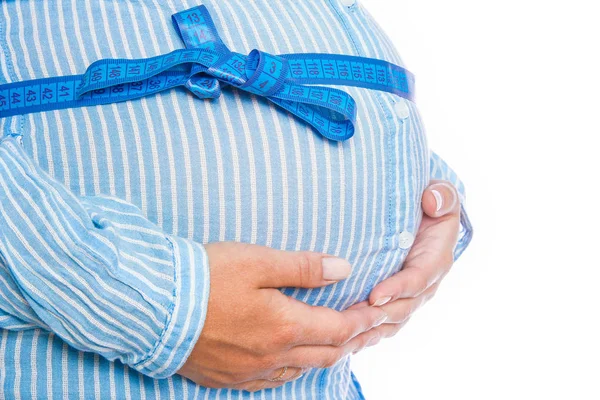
{"left": 0, "top": 5, "right": 415, "bottom": 141}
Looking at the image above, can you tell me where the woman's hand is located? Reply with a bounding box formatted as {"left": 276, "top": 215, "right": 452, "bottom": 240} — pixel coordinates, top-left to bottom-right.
{"left": 348, "top": 180, "right": 462, "bottom": 351}
{"left": 177, "top": 242, "right": 388, "bottom": 392}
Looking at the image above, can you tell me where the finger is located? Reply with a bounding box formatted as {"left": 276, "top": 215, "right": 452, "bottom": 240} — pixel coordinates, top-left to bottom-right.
{"left": 351, "top": 318, "right": 414, "bottom": 356}
{"left": 237, "top": 375, "right": 305, "bottom": 393}
{"left": 378, "top": 283, "right": 439, "bottom": 323}
{"left": 265, "top": 366, "right": 303, "bottom": 382}
{"left": 287, "top": 299, "right": 388, "bottom": 346}
{"left": 369, "top": 262, "right": 440, "bottom": 306}
{"left": 234, "top": 380, "right": 287, "bottom": 393}
{"left": 264, "top": 366, "right": 305, "bottom": 383}
{"left": 208, "top": 368, "right": 306, "bottom": 393}
{"left": 284, "top": 329, "right": 382, "bottom": 369}
{"left": 422, "top": 180, "right": 460, "bottom": 218}
{"left": 251, "top": 246, "right": 352, "bottom": 288}
{"left": 231, "top": 369, "right": 306, "bottom": 393}
{"left": 373, "top": 319, "right": 411, "bottom": 339}
{"left": 353, "top": 326, "right": 395, "bottom": 353}
{"left": 353, "top": 319, "right": 412, "bottom": 355}
{"left": 350, "top": 283, "right": 436, "bottom": 333}
{"left": 368, "top": 182, "right": 459, "bottom": 307}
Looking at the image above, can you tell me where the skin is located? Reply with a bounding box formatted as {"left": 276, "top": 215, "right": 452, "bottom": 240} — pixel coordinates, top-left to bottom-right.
{"left": 349, "top": 180, "right": 461, "bottom": 350}
{"left": 178, "top": 243, "right": 388, "bottom": 391}
{"left": 177, "top": 180, "right": 461, "bottom": 392}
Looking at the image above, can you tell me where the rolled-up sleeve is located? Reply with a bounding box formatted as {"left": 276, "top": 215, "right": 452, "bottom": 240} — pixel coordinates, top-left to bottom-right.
{"left": 429, "top": 151, "right": 474, "bottom": 261}
{"left": 0, "top": 135, "right": 210, "bottom": 379}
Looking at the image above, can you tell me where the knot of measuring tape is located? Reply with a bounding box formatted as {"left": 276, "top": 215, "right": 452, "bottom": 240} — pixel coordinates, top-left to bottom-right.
{"left": 184, "top": 50, "right": 289, "bottom": 99}
{"left": 0, "top": 5, "right": 416, "bottom": 142}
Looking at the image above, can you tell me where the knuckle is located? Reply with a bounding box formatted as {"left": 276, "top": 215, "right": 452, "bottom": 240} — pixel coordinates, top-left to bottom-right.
{"left": 254, "top": 353, "right": 278, "bottom": 372}
{"left": 275, "top": 319, "right": 302, "bottom": 346}
{"left": 295, "top": 252, "right": 315, "bottom": 287}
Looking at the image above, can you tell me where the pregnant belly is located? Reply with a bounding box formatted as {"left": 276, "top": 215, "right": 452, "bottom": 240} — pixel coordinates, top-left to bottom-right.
{"left": 23, "top": 86, "right": 429, "bottom": 310}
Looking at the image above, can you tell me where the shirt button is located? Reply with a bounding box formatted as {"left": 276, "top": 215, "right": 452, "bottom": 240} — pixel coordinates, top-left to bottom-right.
{"left": 394, "top": 100, "right": 410, "bottom": 120}
{"left": 340, "top": 0, "right": 356, "bottom": 6}
{"left": 399, "top": 231, "right": 415, "bottom": 249}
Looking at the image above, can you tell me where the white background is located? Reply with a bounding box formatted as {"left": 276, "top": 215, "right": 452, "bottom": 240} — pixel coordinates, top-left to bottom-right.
{"left": 353, "top": 0, "right": 600, "bottom": 399}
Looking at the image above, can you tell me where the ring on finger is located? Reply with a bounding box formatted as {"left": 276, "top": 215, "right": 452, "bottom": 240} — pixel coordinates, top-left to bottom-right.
{"left": 267, "top": 366, "right": 289, "bottom": 382}
{"left": 267, "top": 367, "right": 305, "bottom": 383}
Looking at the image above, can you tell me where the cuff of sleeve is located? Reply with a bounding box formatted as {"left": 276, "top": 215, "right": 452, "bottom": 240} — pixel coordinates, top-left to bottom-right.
{"left": 0, "top": 311, "right": 37, "bottom": 331}
{"left": 132, "top": 237, "right": 210, "bottom": 379}
{"left": 453, "top": 202, "right": 474, "bottom": 261}
{"left": 429, "top": 150, "right": 474, "bottom": 262}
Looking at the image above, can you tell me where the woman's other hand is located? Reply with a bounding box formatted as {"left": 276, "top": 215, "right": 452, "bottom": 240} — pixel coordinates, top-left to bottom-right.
{"left": 348, "top": 180, "right": 461, "bottom": 350}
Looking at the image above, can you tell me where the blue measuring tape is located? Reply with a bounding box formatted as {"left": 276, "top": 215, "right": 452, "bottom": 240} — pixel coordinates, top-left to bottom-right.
{"left": 0, "top": 5, "right": 415, "bottom": 141}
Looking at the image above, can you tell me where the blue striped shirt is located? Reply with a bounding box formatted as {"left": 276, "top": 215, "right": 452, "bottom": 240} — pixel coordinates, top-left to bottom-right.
{"left": 0, "top": 0, "right": 473, "bottom": 398}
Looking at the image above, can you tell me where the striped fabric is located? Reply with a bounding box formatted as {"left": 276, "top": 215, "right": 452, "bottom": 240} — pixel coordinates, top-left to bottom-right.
{"left": 0, "top": 0, "right": 473, "bottom": 399}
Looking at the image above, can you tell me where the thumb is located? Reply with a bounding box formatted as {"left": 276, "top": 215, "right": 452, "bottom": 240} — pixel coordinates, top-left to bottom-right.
{"left": 422, "top": 180, "right": 460, "bottom": 218}
{"left": 256, "top": 248, "right": 352, "bottom": 289}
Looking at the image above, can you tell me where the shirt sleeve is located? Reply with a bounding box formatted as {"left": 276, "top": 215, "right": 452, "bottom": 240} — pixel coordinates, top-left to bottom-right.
{"left": 0, "top": 135, "right": 210, "bottom": 379}
{"left": 429, "top": 151, "right": 474, "bottom": 261}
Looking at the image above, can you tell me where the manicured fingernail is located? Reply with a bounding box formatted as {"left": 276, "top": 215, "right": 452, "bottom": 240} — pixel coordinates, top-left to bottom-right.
{"left": 322, "top": 257, "right": 351, "bottom": 281}
{"left": 429, "top": 182, "right": 458, "bottom": 215}
{"left": 374, "top": 312, "right": 388, "bottom": 327}
{"left": 431, "top": 189, "right": 443, "bottom": 212}
{"left": 373, "top": 296, "right": 392, "bottom": 307}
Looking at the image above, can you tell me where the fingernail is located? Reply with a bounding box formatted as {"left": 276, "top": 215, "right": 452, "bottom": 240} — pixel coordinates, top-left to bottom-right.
{"left": 431, "top": 189, "right": 443, "bottom": 212}
{"left": 322, "top": 257, "right": 352, "bottom": 281}
{"left": 429, "top": 182, "right": 458, "bottom": 215}
{"left": 373, "top": 296, "right": 392, "bottom": 307}
{"left": 373, "top": 312, "right": 388, "bottom": 327}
